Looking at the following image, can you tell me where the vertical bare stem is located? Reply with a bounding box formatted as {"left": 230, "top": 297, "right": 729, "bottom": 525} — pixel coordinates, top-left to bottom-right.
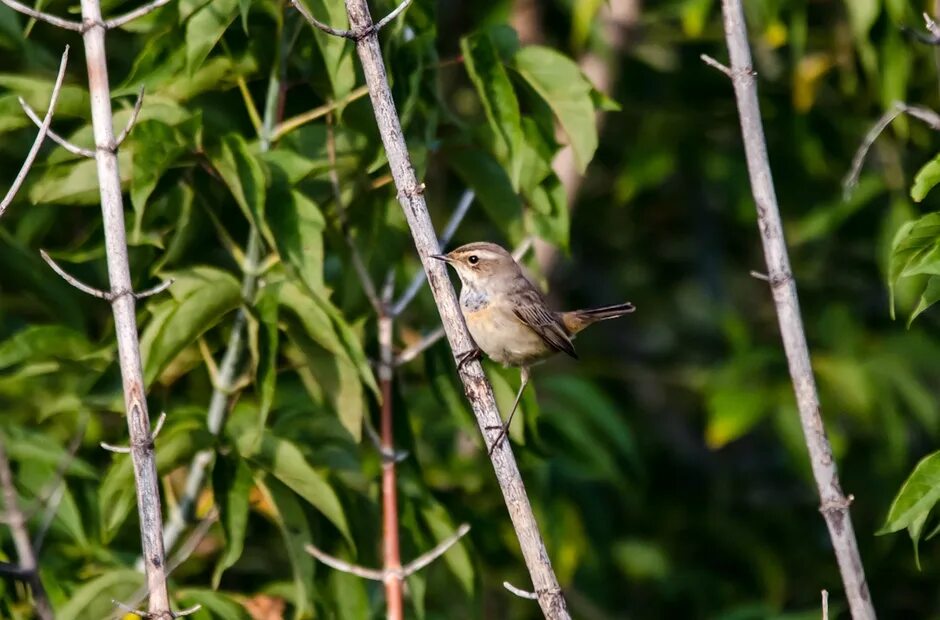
{"left": 79, "top": 0, "right": 169, "bottom": 612}
{"left": 378, "top": 313, "right": 404, "bottom": 620}
{"left": 0, "top": 436, "right": 54, "bottom": 620}
{"left": 716, "top": 1, "right": 875, "bottom": 618}
{"left": 341, "top": 1, "right": 569, "bottom": 616}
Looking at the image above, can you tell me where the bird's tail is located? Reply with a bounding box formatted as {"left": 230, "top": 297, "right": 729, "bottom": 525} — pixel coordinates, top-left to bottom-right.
{"left": 561, "top": 302, "right": 635, "bottom": 335}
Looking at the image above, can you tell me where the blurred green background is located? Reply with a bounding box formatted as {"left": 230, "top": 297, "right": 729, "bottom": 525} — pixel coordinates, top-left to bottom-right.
{"left": 3, "top": 0, "right": 940, "bottom": 618}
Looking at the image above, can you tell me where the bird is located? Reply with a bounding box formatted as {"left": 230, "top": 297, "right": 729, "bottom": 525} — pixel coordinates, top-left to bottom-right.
{"left": 431, "top": 241, "right": 635, "bottom": 454}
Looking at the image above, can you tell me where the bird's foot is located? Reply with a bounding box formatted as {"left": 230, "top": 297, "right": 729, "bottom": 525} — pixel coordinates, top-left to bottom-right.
{"left": 485, "top": 422, "right": 510, "bottom": 456}
{"left": 456, "top": 346, "right": 482, "bottom": 371}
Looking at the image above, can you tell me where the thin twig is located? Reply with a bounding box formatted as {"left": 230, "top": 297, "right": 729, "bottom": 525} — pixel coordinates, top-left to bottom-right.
{"left": 399, "top": 523, "right": 470, "bottom": 577}
{"left": 843, "top": 101, "right": 940, "bottom": 198}
{"left": 304, "top": 523, "right": 470, "bottom": 581}
{"left": 19, "top": 96, "right": 96, "bottom": 158}
{"left": 101, "top": 412, "right": 166, "bottom": 453}
{"left": 113, "top": 86, "right": 146, "bottom": 147}
{"left": 134, "top": 278, "right": 174, "bottom": 299}
{"left": 289, "top": 0, "right": 354, "bottom": 39}
{"left": 711, "top": 2, "right": 876, "bottom": 618}
{"left": 103, "top": 0, "right": 172, "bottom": 30}
{"left": 112, "top": 600, "right": 201, "bottom": 618}
{"left": 394, "top": 326, "right": 444, "bottom": 366}
{"left": 822, "top": 589, "right": 829, "bottom": 620}
{"left": 0, "top": 435, "right": 54, "bottom": 620}
{"left": 273, "top": 85, "right": 369, "bottom": 140}
{"left": 39, "top": 249, "right": 111, "bottom": 299}
{"left": 390, "top": 189, "right": 475, "bottom": 317}
{"left": 503, "top": 581, "right": 539, "bottom": 601}
{"left": 0, "top": 47, "right": 71, "bottom": 218}
{"left": 700, "top": 53, "right": 732, "bottom": 77}
{"left": 0, "top": 0, "right": 82, "bottom": 30}
{"left": 305, "top": 543, "right": 387, "bottom": 580}
{"left": 371, "top": 0, "right": 412, "bottom": 34}
{"left": 339, "top": 0, "right": 570, "bottom": 616}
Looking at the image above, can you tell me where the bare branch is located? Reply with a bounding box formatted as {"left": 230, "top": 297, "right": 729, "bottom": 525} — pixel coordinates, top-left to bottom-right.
{"left": 0, "top": 47, "right": 71, "bottom": 218}
{"left": 843, "top": 101, "right": 940, "bottom": 198}
{"left": 503, "top": 581, "right": 539, "bottom": 601}
{"left": 289, "top": 0, "right": 354, "bottom": 39}
{"left": 700, "top": 53, "right": 732, "bottom": 77}
{"left": 39, "top": 249, "right": 111, "bottom": 299}
{"left": 305, "top": 543, "right": 387, "bottom": 581}
{"left": 305, "top": 523, "right": 469, "bottom": 582}
{"left": 712, "top": 1, "right": 875, "bottom": 618}
{"left": 104, "top": 0, "right": 172, "bottom": 29}
{"left": 100, "top": 441, "right": 132, "bottom": 454}
{"left": 102, "top": 413, "right": 166, "bottom": 453}
{"left": 390, "top": 189, "right": 475, "bottom": 317}
{"left": 822, "top": 589, "right": 829, "bottom": 620}
{"left": 400, "top": 523, "right": 470, "bottom": 577}
{"left": 394, "top": 326, "right": 444, "bottom": 366}
{"left": 339, "top": 0, "right": 570, "bottom": 615}
{"left": 0, "top": 0, "right": 82, "bottom": 30}
{"left": 372, "top": 0, "right": 412, "bottom": 34}
{"left": 19, "top": 96, "right": 96, "bottom": 158}
{"left": 0, "top": 435, "right": 54, "bottom": 620}
{"left": 134, "top": 278, "right": 174, "bottom": 299}
{"left": 113, "top": 86, "right": 146, "bottom": 147}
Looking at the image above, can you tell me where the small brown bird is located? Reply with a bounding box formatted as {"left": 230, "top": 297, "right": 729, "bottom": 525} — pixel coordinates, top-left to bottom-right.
{"left": 432, "top": 242, "right": 635, "bottom": 453}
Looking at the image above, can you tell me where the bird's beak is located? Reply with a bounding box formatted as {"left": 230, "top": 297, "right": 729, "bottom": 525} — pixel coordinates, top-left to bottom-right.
{"left": 429, "top": 253, "right": 452, "bottom": 263}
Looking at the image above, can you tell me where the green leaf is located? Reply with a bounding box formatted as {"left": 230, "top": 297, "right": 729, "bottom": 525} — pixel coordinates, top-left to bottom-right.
{"left": 448, "top": 147, "right": 524, "bottom": 243}
{"left": 176, "top": 589, "right": 252, "bottom": 619}
{"left": 909, "top": 276, "right": 940, "bottom": 325}
{"left": 879, "top": 450, "right": 940, "bottom": 534}
{"left": 212, "top": 453, "right": 253, "bottom": 588}
{"left": 253, "top": 283, "right": 279, "bottom": 430}
{"left": 301, "top": 0, "right": 355, "bottom": 99}
{"left": 209, "top": 133, "right": 270, "bottom": 242}
{"left": 461, "top": 31, "right": 524, "bottom": 188}
{"left": 237, "top": 428, "right": 351, "bottom": 543}
{"left": 525, "top": 174, "right": 569, "bottom": 248}
{"left": 911, "top": 155, "right": 940, "bottom": 202}
{"left": 139, "top": 266, "right": 242, "bottom": 384}
{"left": 421, "top": 504, "right": 474, "bottom": 595}
{"left": 0, "top": 325, "right": 96, "bottom": 369}
{"left": 130, "top": 119, "right": 189, "bottom": 218}
{"left": 888, "top": 213, "right": 940, "bottom": 315}
{"left": 57, "top": 569, "right": 144, "bottom": 620}
{"left": 185, "top": 0, "right": 238, "bottom": 74}
{"left": 513, "top": 46, "right": 598, "bottom": 173}
{"left": 266, "top": 177, "right": 326, "bottom": 294}
{"left": 257, "top": 476, "right": 315, "bottom": 619}
{"left": 238, "top": 0, "right": 250, "bottom": 33}
{"left": 28, "top": 150, "right": 132, "bottom": 205}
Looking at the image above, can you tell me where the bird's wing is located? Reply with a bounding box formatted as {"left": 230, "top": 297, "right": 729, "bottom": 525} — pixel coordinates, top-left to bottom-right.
{"left": 512, "top": 300, "right": 579, "bottom": 360}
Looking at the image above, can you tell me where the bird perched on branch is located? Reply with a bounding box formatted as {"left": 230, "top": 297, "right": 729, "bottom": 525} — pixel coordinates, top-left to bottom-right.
{"left": 431, "top": 242, "right": 635, "bottom": 454}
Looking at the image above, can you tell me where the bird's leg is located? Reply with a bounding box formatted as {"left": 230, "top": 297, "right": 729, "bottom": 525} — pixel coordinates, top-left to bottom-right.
{"left": 456, "top": 345, "right": 483, "bottom": 371}
{"left": 486, "top": 366, "right": 529, "bottom": 455}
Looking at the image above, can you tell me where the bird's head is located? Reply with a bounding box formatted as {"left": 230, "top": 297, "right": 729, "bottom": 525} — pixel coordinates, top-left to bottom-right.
{"left": 430, "top": 242, "right": 519, "bottom": 287}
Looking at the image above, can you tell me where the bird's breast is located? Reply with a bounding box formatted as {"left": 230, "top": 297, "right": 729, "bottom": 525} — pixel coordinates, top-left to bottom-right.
{"left": 463, "top": 301, "right": 553, "bottom": 367}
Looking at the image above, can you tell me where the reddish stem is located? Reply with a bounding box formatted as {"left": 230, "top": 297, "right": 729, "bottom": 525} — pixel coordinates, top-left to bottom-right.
{"left": 379, "top": 314, "right": 403, "bottom": 620}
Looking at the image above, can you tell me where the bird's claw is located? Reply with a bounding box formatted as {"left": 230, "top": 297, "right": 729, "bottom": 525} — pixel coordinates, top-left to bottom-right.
{"left": 485, "top": 423, "right": 510, "bottom": 456}
{"left": 456, "top": 346, "right": 482, "bottom": 371}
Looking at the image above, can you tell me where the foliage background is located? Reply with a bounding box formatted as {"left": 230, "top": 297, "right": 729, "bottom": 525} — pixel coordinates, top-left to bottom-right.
{"left": 3, "top": 0, "right": 940, "bottom": 618}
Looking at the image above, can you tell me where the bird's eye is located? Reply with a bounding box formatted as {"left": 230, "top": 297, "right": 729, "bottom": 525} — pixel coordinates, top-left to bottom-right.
{"left": 468, "top": 255, "right": 479, "bottom": 265}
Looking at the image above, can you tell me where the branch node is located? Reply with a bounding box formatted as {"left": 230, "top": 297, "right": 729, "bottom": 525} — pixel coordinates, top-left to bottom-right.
{"left": 80, "top": 16, "right": 105, "bottom": 33}
{"left": 39, "top": 249, "right": 111, "bottom": 299}
{"left": 101, "top": 413, "right": 166, "bottom": 454}
{"left": 112, "top": 600, "right": 201, "bottom": 619}
{"left": 398, "top": 181, "right": 425, "bottom": 201}
{"left": 819, "top": 494, "right": 854, "bottom": 515}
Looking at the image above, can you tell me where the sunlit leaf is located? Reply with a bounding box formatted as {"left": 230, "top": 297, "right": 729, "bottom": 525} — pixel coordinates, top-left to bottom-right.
{"left": 209, "top": 133, "right": 270, "bottom": 242}
{"left": 185, "top": 0, "right": 238, "bottom": 74}
{"left": 513, "top": 45, "right": 598, "bottom": 173}
{"left": 879, "top": 451, "right": 940, "bottom": 534}
{"left": 56, "top": 569, "right": 144, "bottom": 620}
{"left": 911, "top": 154, "right": 940, "bottom": 203}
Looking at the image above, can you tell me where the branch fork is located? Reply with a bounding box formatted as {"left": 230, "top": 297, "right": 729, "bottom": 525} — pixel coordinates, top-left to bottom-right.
{"left": 290, "top": 0, "right": 412, "bottom": 41}
{"left": 101, "top": 413, "right": 166, "bottom": 454}
{"left": 112, "top": 600, "right": 201, "bottom": 619}
{"left": 40, "top": 249, "right": 173, "bottom": 301}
